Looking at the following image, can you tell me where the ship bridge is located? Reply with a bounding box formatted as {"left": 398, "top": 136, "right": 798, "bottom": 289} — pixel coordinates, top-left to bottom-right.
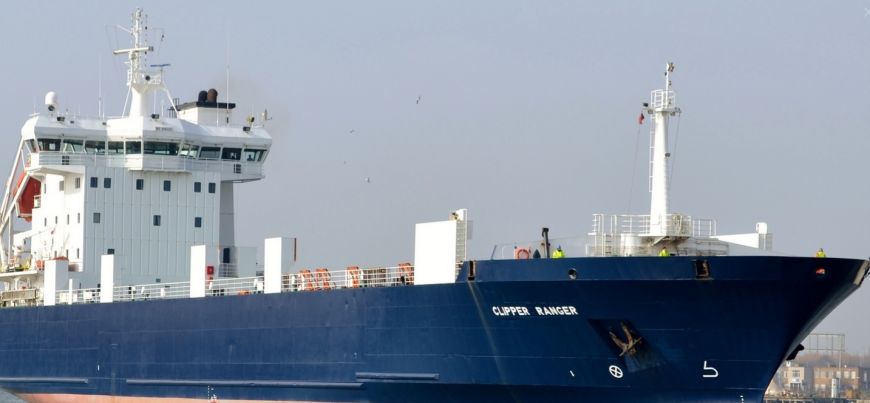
{"left": 21, "top": 93, "right": 270, "bottom": 181}
{"left": 0, "top": 9, "right": 273, "bottom": 289}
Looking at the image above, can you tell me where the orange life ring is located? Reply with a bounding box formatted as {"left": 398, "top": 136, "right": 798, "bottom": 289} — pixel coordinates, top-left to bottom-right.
{"left": 346, "top": 266, "right": 361, "bottom": 288}
{"left": 315, "top": 268, "right": 332, "bottom": 290}
{"left": 298, "top": 269, "right": 315, "bottom": 291}
{"left": 397, "top": 262, "right": 414, "bottom": 285}
{"left": 514, "top": 248, "right": 530, "bottom": 259}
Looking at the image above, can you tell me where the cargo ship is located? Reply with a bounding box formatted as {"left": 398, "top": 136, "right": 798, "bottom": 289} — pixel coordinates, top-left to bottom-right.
{"left": 0, "top": 9, "right": 864, "bottom": 403}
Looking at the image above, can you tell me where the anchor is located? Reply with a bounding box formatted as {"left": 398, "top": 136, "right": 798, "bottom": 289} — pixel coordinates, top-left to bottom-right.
{"left": 609, "top": 322, "right": 643, "bottom": 357}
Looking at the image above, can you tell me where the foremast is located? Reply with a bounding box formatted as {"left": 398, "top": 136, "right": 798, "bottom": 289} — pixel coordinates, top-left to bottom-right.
{"left": 585, "top": 62, "right": 772, "bottom": 257}
{"left": 648, "top": 62, "right": 679, "bottom": 237}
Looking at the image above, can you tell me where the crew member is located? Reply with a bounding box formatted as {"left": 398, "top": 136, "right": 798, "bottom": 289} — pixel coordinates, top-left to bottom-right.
{"left": 552, "top": 246, "right": 565, "bottom": 259}
{"left": 658, "top": 246, "right": 669, "bottom": 257}
{"left": 815, "top": 248, "right": 826, "bottom": 258}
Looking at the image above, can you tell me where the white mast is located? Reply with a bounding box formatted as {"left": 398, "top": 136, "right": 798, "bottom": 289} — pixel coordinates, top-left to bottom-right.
{"left": 113, "top": 9, "right": 159, "bottom": 118}
{"left": 648, "top": 62, "right": 680, "bottom": 236}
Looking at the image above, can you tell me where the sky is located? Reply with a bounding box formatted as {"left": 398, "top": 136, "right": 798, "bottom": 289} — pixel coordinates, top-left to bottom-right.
{"left": 0, "top": 1, "right": 869, "bottom": 351}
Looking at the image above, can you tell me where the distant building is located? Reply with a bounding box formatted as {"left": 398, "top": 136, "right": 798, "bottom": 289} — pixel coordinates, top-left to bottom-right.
{"left": 786, "top": 365, "right": 807, "bottom": 394}
{"left": 813, "top": 366, "right": 859, "bottom": 398}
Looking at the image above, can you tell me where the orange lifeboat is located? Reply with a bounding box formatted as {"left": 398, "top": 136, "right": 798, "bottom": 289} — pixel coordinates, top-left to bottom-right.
{"left": 346, "top": 266, "right": 361, "bottom": 288}
{"left": 298, "top": 269, "right": 314, "bottom": 291}
{"left": 397, "top": 262, "right": 414, "bottom": 285}
{"left": 13, "top": 173, "right": 41, "bottom": 222}
{"left": 314, "top": 268, "right": 332, "bottom": 290}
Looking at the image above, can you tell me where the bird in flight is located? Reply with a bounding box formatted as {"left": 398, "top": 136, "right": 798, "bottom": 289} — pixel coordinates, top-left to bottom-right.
{"left": 416, "top": 95, "right": 422, "bottom": 105}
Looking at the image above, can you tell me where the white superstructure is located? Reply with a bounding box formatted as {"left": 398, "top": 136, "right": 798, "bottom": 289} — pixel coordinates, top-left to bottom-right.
{"left": 0, "top": 9, "right": 272, "bottom": 287}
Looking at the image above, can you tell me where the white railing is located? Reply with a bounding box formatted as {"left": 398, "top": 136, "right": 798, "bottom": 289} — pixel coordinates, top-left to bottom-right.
{"left": 57, "top": 265, "right": 418, "bottom": 305}
{"left": 29, "top": 152, "right": 263, "bottom": 177}
{"left": 651, "top": 89, "right": 675, "bottom": 109}
{"left": 490, "top": 237, "right": 586, "bottom": 260}
{"left": 0, "top": 288, "right": 41, "bottom": 307}
{"left": 588, "top": 213, "right": 716, "bottom": 238}
{"left": 585, "top": 213, "right": 720, "bottom": 257}
{"left": 207, "top": 276, "right": 262, "bottom": 296}
{"left": 282, "top": 265, "right": 415, "bottom": 291}
{"left": 56, "top": 287, "right": 100, "bottom": 304}
{"left": 113, "top": 280, "right": 190, "bottom": 302}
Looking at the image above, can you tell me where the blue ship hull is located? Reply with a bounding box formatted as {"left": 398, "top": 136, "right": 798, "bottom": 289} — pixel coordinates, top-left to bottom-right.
{"left": 0, "top": 256, "right": 864, "bottom": 402}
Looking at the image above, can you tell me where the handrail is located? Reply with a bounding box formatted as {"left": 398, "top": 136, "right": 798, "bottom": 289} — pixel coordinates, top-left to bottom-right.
{"left": 55, "top": 265, "right": 420, "bottom": 305}
{"left": 29, "top": 152, "right": 263, "bottom": 176}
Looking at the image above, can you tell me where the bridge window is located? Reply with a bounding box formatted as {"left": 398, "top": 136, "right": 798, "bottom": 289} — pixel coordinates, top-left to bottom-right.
{"left": 163, "top": 180, "right": 171, "bottom": 191}
{"left": 194, "top": 182, "right": 201, "bottom": 193}
{"left": 107, "top": 141, "right": 124, "bottom": 154}
{"left": 194, "top": 217, "right": 202, "bottom": 228}
{"left": 144, "top": 142, "right": 179, "bottom": 156}
{"left": 93, "top": 212, "right": 101, "bottom": 224}
{"left": 153, "top": 215, "right": 161, "bottom": 226}
{"left": 199, "top": 147, "right": 221, "bottom": 160}
{"left": 84, "top": 140, "right": 106, "bottom": 154}
{"left": 75, "top": 177, "right": 81, "bottom": 189}
{"left": 221, "top": 148, "right": 241, "bottom": 161}
{"left": 136, "top": 179, "right": 144, "bottom": 190}
{"left": 180, "top": 144, "right": 199, "bottom": 158}
{"left": 103, "top": 178, "right": 111, "bottom": 189}
{"left": 37, "top": 138, "right": 61, "bottom": 152}
{"left": 62, "top": 139, "right": 84, "bottom": 153}
{"left": 243, "top": 149, "right": 266, "bottom": 162}
{"left": 89, "top": 177, "right": 98, "bottom": 188}
{"left": 125, "top": 141, "right": 142, "bottom": 154}
{"left": 208, "top": 182, "right": 216, "bottom": 193}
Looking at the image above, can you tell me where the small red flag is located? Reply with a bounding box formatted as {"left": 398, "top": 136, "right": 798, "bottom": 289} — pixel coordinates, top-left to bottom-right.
{"left": 638, "top": 112, "right": 645, "bottom": 125}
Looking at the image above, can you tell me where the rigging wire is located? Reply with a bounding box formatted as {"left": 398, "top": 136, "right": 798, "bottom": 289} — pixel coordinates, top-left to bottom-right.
{"left": 627, "top": 122, "right": 643, "bottom": 213}
{"left": 667, "top": 114, "right": 682, "bottom": 189}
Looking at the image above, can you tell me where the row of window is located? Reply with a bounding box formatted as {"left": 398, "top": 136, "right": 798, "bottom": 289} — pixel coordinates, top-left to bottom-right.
{"left": 46, "top": 177, "right": 219, "bottom": 194}
{"left": 46, "top": 213, "right": 204, "bottom": 228}
{"left": 87, "top": 177, "right": 217, "bottom": 193}
{"left": 45, "top": 213, "right": 82, "bottom": 226}
{"left": 32, "top": 138, "right": 266, "bottom": 162}
{"left": 93, "top": 212, "right": 204, "bottom": 228}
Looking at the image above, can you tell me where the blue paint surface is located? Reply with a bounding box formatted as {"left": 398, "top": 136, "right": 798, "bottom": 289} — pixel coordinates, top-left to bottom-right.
{"left": 0, "top": 256, "right": 863, "bottom": 402}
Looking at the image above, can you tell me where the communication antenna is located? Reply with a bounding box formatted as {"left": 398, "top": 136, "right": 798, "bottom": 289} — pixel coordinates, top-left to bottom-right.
{"left": 225, "top": 30, "right": 230, "bottom": 127}
{"left": 98, "top": 54, "right": 103, "bottom": 119}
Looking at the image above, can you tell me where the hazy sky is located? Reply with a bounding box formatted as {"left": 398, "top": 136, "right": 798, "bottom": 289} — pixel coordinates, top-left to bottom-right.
{"left": 1, "top": 1, "right": 869, "bottom": 351}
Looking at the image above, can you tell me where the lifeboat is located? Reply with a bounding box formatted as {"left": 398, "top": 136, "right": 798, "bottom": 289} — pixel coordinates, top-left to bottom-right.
{"left": 13, "top": 172, "right": 41, "bottom": 222}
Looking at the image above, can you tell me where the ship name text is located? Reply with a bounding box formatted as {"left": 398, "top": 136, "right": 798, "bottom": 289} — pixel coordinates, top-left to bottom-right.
{"left": 491, "top": 305, "right": 578, "bottom": 317}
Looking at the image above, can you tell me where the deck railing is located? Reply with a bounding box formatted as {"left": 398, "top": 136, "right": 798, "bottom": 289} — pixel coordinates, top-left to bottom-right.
{"left": 54, "top": 265, "right": 417, "bottom": 305}
{"left": 29, "top": 152, "right": 263, "bottom": 177}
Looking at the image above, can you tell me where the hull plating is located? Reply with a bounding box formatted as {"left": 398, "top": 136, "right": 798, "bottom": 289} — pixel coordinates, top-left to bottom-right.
{"left": 0, "top": 256, "right": 863, "bottom": 402}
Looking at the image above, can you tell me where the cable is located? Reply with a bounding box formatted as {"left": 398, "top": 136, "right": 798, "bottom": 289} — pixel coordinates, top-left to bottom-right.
{"left": 627, "top": 123, "right": 643, "bottom": 212}
{"left": 668, "top": 114, "right": 682, "bottom": 189}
